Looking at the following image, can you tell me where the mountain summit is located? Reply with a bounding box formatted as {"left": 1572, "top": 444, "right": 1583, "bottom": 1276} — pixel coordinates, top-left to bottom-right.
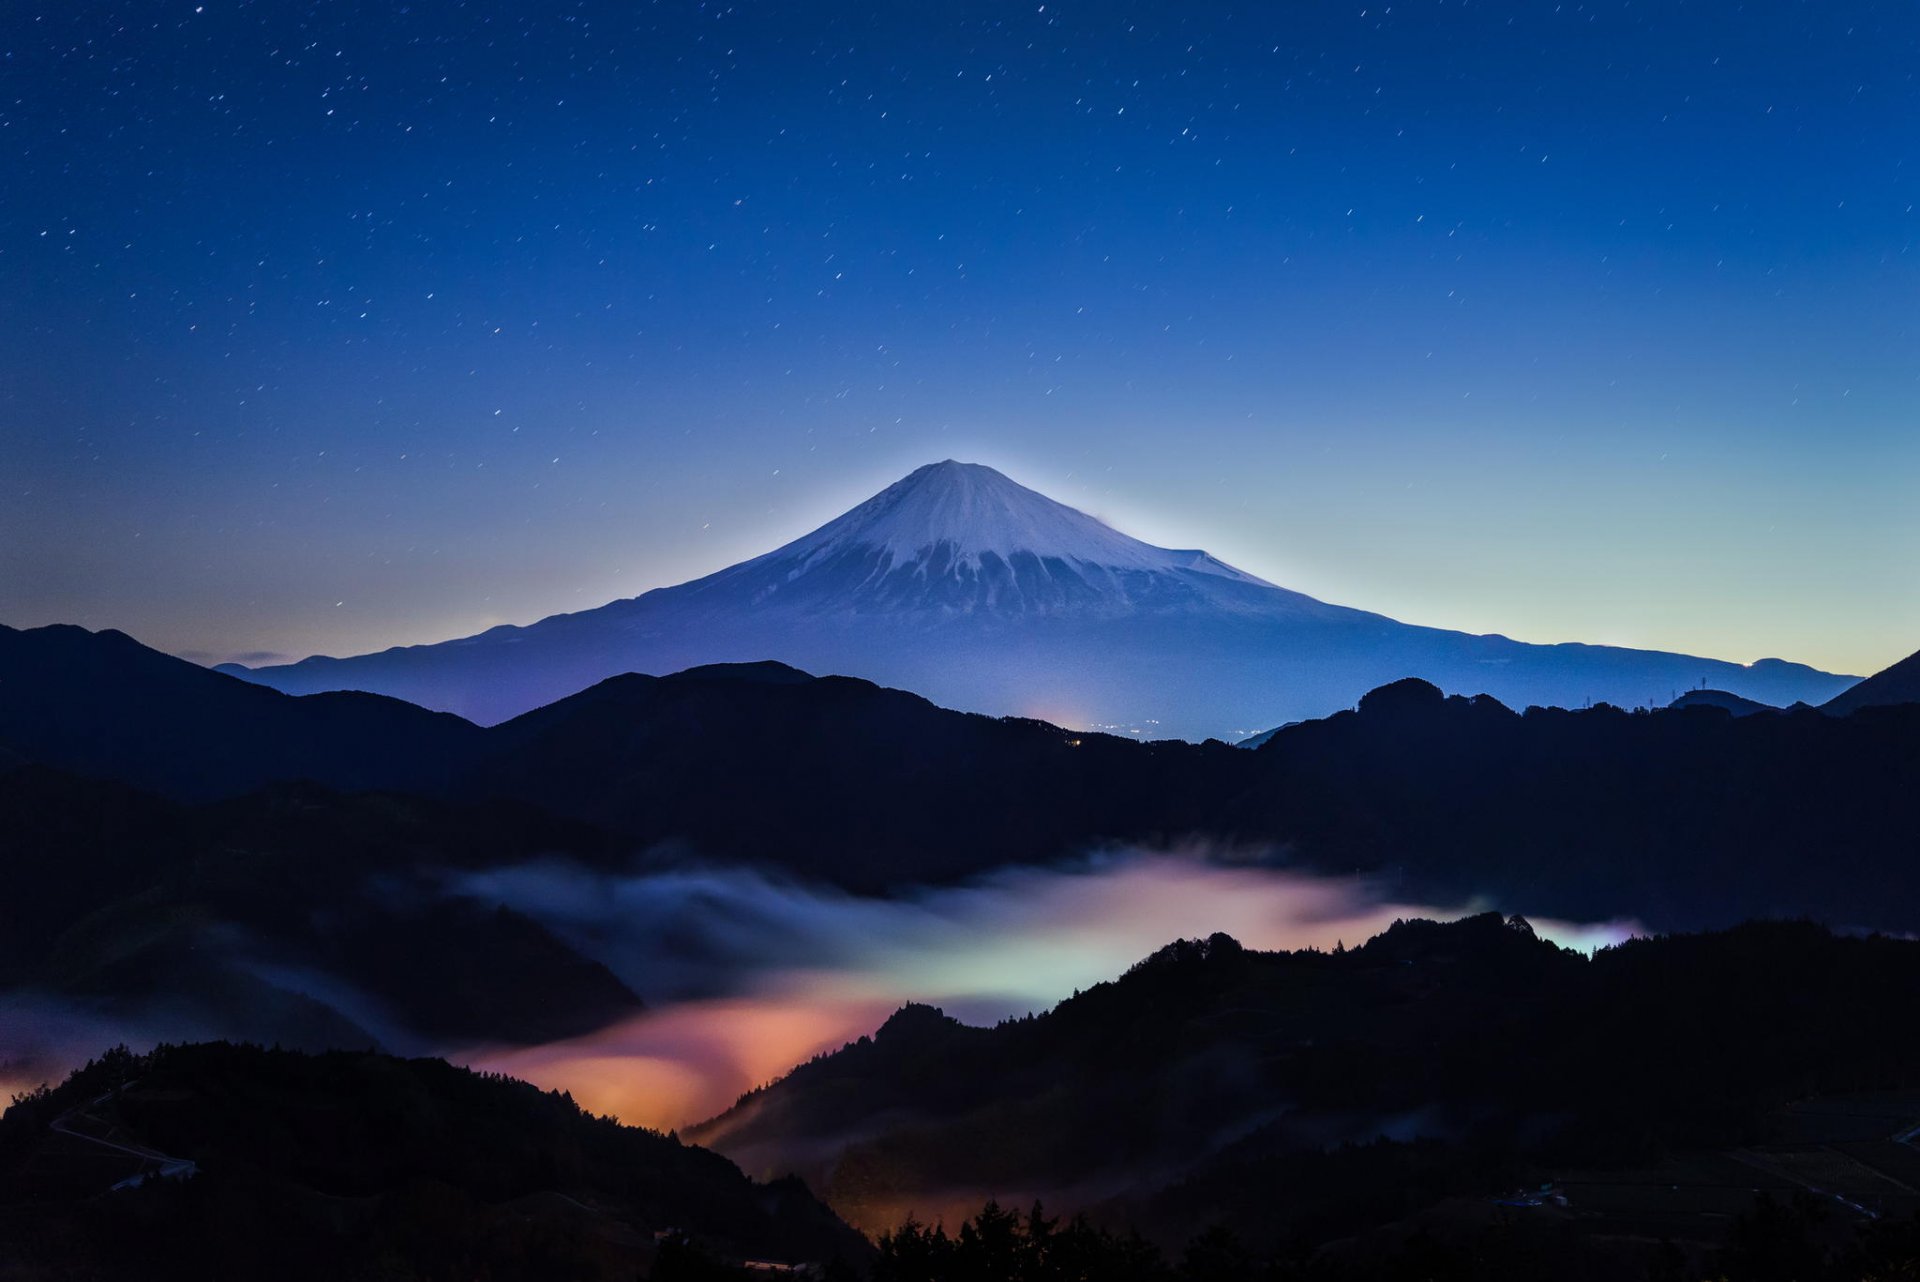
{"left": 690, "top": 460, "right": 1283, "bottom": 618}
{"left": 762, "top": 459, "right": 1269, "bottom": 590}
{"left": 226, "top": 461, "right": 1857, "bottom": 737}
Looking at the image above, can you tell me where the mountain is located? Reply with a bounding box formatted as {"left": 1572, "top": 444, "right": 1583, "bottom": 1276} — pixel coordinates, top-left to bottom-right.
{"left": 0, "top": 1042, "right": 869, "bottom": 1281}
{"left": 472, "top": 660, "right": 1232, "bottom": 891}
{"left": 7, "top": 624, "right": 1920, "bottom": 925}
{"left": 1235, "top": 678, "right": 1920, "bottom": 930}
{"left": 689, "top": 916, "right": 1920, "bottom": 1260}
{"left": 477, "top": 661, "right": 1920, "bottom": 917}
{"left": 1824, "top": 645, "right": 1920, "bottom": 716}
{"left": 0, "top": 624, "right": 1236, "bottom": 891}
{"left": 224, "top": 461, "right": 1858, "bottom": 739}
{"left": 0, "top": 623, "right": 484, "bottom": 800}
{"left": 1234, "top": 723, "right": 1291, "bottom": 748}
{"left": 1668, "top": 688, "right": 1778, "bottom": 716}
{"left": 472, "top": 661, "right": 1920, "bottom": 928}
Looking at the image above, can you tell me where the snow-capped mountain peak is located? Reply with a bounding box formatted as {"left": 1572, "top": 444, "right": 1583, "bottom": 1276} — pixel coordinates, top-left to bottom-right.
{"left": 754, "top": 460, "right": 1270, "bottom": 587}
{"left": 229, "top": 460, "right": 1862, "bottom": 737}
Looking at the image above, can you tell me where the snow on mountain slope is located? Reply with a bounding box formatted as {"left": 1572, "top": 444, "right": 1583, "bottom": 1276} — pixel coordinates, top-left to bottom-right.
{"left": 226, "top": 461, "right": 1860, "bottom": 738}
{"left": 662, "top": 460, "right": 1303, "bottom": 620}
{"left": 759, "top": 459, "right": 1270, "bottom": 585}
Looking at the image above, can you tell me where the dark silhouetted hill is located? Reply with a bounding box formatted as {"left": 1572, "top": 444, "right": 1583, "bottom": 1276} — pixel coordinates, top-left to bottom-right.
{"left": 1669, "top": 688, "right": 1777, "bottom": 716}
{"left": 1, "top": 627, "right": 1236, "bottom": 891}
{"left": 1824, "top": 645, "right": 1920, "bottom": 715}
{"left": 1235, "top": 680, "right": 1920, "bottom": 929}
{"left": 7, "top": 624, "right": 1920, "bottom": 926}
{"left": 692, "top": 916, "right": 1920, "bottom": 1256}
{"left": 0, "top": 1042, "right": 868, "bottom": 1281}
{"left": 473, "top": 662, "right": 1231, "bottom": 889}
{"left": 0, "top": 623, "right": 484, "bottom": 800}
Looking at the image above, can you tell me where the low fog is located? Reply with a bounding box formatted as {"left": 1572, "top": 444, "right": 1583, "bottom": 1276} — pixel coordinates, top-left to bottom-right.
{"left": 1, "top": 848, "right": 1636, "bottom": 1131}
{"left": 450, "top": 851, "right": 1637, "bottom": 1129}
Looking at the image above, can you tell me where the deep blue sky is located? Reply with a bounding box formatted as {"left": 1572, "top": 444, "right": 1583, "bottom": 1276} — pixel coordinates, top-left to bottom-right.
{"left": 3, "top": 0, "right": 1915, "bottom": 675}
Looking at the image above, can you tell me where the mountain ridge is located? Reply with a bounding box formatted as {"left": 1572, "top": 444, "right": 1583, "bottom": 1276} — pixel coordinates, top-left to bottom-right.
{"left": 221, "top": 461, "right": 1858, "bottom": 736}
{"left": 1823, "top": 645, "right": 1920, "bottom": 715}
{"left": 8, "top": 621, "right": 1919, "bottom": 928}
{"left": 687, "top": 915, "right": 1920, "bottom": 1252}
{"left": 0, "top": 621, "right": 483, "bottom": 801}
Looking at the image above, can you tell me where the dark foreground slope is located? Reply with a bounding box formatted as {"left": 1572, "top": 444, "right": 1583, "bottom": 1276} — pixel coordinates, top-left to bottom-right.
{"left": 859, "top": 1191, "right": 1920, "bottom": 1282}
{"left": 0, "top": 1042, "right": 868, "bottom": 1281}
{"left": 693, "top": 915, "right": 1920, "bottom": 1263}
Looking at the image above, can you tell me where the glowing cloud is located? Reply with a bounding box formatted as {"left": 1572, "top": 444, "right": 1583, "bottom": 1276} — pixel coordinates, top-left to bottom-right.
{"left": 456, "top": 852, "right": 1637, "bottom": 1130}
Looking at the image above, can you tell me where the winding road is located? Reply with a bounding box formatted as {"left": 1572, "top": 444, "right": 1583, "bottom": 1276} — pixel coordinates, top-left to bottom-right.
{"left": 47, "top": 1083, "right": 199, "bottom": 1191}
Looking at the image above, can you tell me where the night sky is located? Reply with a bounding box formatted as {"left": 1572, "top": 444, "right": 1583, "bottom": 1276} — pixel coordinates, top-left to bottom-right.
{"left": 3, "top": 1, "right": 1914, "bottom": 675}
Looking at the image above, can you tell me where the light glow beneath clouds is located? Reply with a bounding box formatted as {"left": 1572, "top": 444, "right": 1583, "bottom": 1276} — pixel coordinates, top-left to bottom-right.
{"left": 0, "top": 854, "right": 1637, "bottom": 1129}
{"left": 458, "top": 853, "right": 1638, "bottom": 1131}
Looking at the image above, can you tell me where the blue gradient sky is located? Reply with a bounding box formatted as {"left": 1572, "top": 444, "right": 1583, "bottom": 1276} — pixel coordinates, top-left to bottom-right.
{"left": 3, "top": 1, "right": 1915, "bottom": 675}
